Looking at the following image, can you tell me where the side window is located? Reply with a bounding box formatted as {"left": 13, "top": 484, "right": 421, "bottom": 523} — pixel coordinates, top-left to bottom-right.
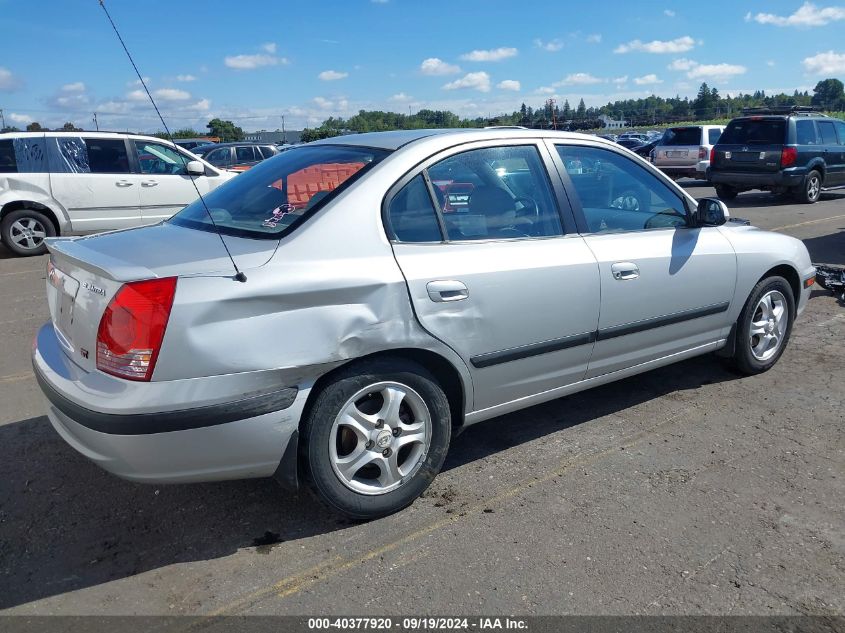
{"left": 0, "top": 140, "right": 18, "bottom": 173}
{"left": 556, "top": 145, "right": 688, "bottom": 233}
{"left": 259, "top": 146, "right": 277, "bottom": 159}
{"left": 817, "top": 121, "right": 838, "bottom": 145}
{"left": 708, "top": 128, "right": 723, "bottom": 145}
{"left": 134, "top": 140, "right": 188, "bottom": 175}
{"left": 83, "top": 138, "right": 130, "bottom": 174}
{"left": 206, "top": 147, "right": 231, "bottom": 167}
{"left": 236, "top": 146, "right": 257, "bottom": 163}
{"left": 836, "top": 120, "right": 845, "bottom": 145}
{"left": 428, "top": 145, "right": 563, "bottom": 241}
{"left": 796, "top": 120, "right": 818, "bottom": 145}
{"left": 387, "top": 175, "right": 442, "bottom": 243}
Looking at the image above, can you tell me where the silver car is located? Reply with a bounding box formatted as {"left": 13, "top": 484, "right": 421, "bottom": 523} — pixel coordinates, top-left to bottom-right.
{"left": 33, "top": 129, "right": 815, "bottom": 519}
{"left": 652, "top": 125, "right": 725, "bottom": 179}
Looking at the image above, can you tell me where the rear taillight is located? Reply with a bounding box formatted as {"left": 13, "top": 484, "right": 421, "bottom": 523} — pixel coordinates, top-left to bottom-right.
{"left": 710, "top": 147, "right": 717, "bottom": 163}
{"left": 96, "top": 277, "right": 177, "bottom": 381}
{"left": 781, "top": 147, "right": 797, "bottom": 168}
{"left": 699, "top": 146, "right": 707, "bottom": 160}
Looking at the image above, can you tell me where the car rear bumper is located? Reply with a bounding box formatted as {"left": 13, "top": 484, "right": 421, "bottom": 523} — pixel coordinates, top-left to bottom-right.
{"left": 653, "top": 164, "right": 699, "bottom": 177}
{"left": 32, "top": 322, "right": 308, "bottom": 484}
{"left": 708, "top": 170, "right": 804, "bottom": 188}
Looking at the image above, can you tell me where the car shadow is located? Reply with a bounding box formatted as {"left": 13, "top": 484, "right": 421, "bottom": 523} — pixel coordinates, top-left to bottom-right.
{"left": 0, "top": 243, "right": 17, "bottom": 260}
{"left": 803, "top": 229, "right": 845, "bottom": 266}
{"left": 727, "top": 191, "right": 845, "bottom": 209}
{"left": 0, "top": 354, "right": 739, "bottom": 609}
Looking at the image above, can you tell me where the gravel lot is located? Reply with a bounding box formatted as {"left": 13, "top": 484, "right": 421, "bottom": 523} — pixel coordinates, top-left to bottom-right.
{"left": 0, "top": 183, "right": 843, "bottom": 616}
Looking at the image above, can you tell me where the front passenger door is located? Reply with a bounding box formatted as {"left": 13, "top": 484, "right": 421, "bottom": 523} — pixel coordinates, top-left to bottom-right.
{"left": 551, "top": 142, "right": 737, "bottom": 378}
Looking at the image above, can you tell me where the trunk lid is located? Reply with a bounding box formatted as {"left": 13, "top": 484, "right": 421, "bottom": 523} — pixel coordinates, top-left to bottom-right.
{"left": 652, "top": 126, "right": 704, "bottom": 168}
{"left": 711, "top": 118, "right": 787, "bottom": 174}
{"left": 45, "top": 222, "right": 278, "bottom": 372}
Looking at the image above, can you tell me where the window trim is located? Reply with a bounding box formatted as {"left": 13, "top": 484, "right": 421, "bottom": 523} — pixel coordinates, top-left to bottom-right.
{"left": 545, "top": 139, "right": 694, "bottom": 236}
{"left": 382, "top": 139, "right": 577, "bottom": 245}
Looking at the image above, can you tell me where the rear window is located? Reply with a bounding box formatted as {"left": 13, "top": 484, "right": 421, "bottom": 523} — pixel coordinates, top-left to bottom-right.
{"left": 0, "top": 140, "right": 18, "bottom": 173}
{"left": 708, "top": 129, "right": 722, "bottom": 144}
{"left": 719, "top": 119, "right": 786, "bottom": 145}
{"left": 662, "top": 127, "right": 701, "bottom": 146}
{"left": 170, "top": 145, "right": 388, "bottom": 239}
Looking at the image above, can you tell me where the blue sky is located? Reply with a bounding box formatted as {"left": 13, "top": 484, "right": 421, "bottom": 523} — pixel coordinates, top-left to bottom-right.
{"left": 1, "top": 0, "right": 844, "bottom": 132}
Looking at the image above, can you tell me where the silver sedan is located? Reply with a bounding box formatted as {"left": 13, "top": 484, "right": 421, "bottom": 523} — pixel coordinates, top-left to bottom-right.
{"left": 33, "top": 129, "right": 815, "bottom": 519}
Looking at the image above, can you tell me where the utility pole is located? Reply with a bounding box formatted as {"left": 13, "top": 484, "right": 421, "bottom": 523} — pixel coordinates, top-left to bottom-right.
{"left": 93, "top": 112, "right": 99, "bottom": 131}
{"left": 280, "top": 115, "right": 286, "bottom": 144}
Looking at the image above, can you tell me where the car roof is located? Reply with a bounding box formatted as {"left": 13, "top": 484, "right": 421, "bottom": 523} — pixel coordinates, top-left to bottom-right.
{"left": 194, "top": 141, "right": 273, "bottom": 149}
{"left": 0, "top": 130, "right": 181, "bottom": 145}
{"left": 310, "top": 128, "right": 623, "bottom": 151}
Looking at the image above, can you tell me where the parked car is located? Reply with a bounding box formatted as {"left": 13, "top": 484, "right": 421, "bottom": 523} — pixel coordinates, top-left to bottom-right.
{"left": 651, "top": 125, "right": 725, "bottom": 179}
{"left": 196, "top": 142, "right": 280, "bottom": 172}
{"left": 0, "top": 131, "right": 236, "bottom": 256}
{"left": 173, "top": 138, "right": 218, "bottom": 151}
{"left": 709, "top": 106, "right": 845, "bottom": 203}
{"left": 616, "top": 137, "right": 644, "bottom": 149}
{"left": 632, "top": 137, "right": 663, "bottom": 161}
{"left": 32, "top": 129, "right": 815, "bottom": 519}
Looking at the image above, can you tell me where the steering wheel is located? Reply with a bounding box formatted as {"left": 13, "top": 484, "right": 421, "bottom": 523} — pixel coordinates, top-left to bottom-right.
{"left": 513, "top": 196, "right": 539, "bottom": 217}
{"left": 644, "top": 209, "right": 687, "bottom": 230}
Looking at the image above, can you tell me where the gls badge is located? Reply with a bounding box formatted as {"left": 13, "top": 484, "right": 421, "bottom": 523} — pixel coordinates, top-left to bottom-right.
{"left": 83, "top": 281, "right": 106, "bottom": 297}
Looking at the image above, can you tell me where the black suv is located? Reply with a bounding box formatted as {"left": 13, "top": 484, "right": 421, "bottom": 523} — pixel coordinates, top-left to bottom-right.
{"left": 708, "top": 106, "right": 845, "bottom": 204}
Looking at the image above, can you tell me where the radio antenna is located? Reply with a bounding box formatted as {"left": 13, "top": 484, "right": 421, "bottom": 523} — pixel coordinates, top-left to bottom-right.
{"left": 97, "top": 0, "right": 246, "bottom": 282}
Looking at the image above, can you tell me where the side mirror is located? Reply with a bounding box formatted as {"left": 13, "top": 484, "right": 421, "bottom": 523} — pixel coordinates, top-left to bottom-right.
{"left": 695, "top": 197, "right": 729, "bottom": 227}
{"left": 185, "top": 160, "right": 205, "bottom": 176}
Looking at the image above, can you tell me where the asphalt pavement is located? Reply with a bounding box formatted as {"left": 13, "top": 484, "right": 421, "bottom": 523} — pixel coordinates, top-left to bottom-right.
{"left": 0, "top": 183, "right": 843, "bottom": 616}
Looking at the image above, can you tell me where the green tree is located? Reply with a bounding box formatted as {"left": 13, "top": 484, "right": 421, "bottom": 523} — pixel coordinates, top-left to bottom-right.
{"left": 206, "top": 118, "right": 244, "bottom": 141}
{"left": 61, "top": 122, "right": 81, "bottom": 131}
{"left": 26, "top": 122, "right": 43, "bottom": 132}
{"left": 811, "top": 78, "right": 845, "bottom": 110}
{"left": 576, "top": 98, "right": 587, "bottom": 119}
{"left": 172, "top": 127, "right": 201, "bottom": 139}
{"left": 300, "top": 127, "right": 340, "bottom": 143}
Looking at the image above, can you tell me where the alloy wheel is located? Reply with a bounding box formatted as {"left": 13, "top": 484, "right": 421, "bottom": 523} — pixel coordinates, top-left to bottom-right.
{"left": 10, "top": 217, "right": 47, "bottom": 251}
{"left": 329, "top": 381, "right": 432, "bottom": 495}
{"left": 749, "top": 290, "right": 788, "bottom": 361}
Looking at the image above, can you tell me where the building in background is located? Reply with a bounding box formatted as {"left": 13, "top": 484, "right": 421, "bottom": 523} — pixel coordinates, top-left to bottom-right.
{"left": 598, "top": 114, "right": 628, "bottom": 129}
{"left": 243, "top": 129, "right": 303, "bottom": 145}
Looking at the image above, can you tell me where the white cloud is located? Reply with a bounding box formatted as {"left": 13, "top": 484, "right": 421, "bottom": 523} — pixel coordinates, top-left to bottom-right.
{"left": 420, "top": 57, "right": 461, "bottom": 75}
{"left": 261, "top": 42, "right": 277, "bottom": 53}
{"left": 389, "top": 92, "right": 413, "bottom": 102}
{"left": 535, "top": 86, "right": 556, "bottom": 95}
{"left": 318, "top": 70, "right": 348, "bottom": 81}
{"left": 176, "top": 74, "right": 197, "bottom": 82}
{"left": 127, "top": 76, "right": 151, "bottom": 87}
{"left": 687, "top": 63, "right": 747, "bottom": 81}
{"left": 126, "top": 89, "right": 147, "bottom": 102}
{"left": 664, "top": 9, "right": 676, "bottom": 17}
{"left": 634, "top": 74, "right": 663, "bottom": 85}
{"left": 586, "top": 33, "right": 602, "bottom": 43}
{"left": 442, "top": 71, "right": 492, "bottom": 92}
{"left": 614, "top": 35, "right": 695, "bottom": 54}
{"left": 460, "top": 47, "right": 518, "bottom": 62}
{"left": 61, "top": 82, "right": 86, "bottom": 93}
{"left": 802, "top": 50, "right": 845, "bottom": 74}
{"left": 0, "top": 67, "right": 22, "bottom": 91}
{"left": 153, "top": 88, "right": 191, "bottom": 101}
{"left": 668, "top": 57, "right": 697, "bottom": 71}
{"left": 497, "top": 79, "right": 521, "bottom": 91}
{"left": 313, "top": 96, "right": 333, "bottom": 109}
{"left": 746, "top": 2, "right": 845, "bottom": 27}
{"left": 767, "top": 60, "right": 776, "bottom": 67}
{"left": 558, "top": 72, "right": 604, "bottom": 85}
{"left": 187, "top": 98, "right": 211, "bottom": 112}
{"left": 613, "top": 75, "right": 629, "bottom": 84}
{"left": 9, "top": 112, "right": 32, "bottom": 124}
{"left": 224, "top": 52, "right": 288, "bottom": 70}
{"left": 534, "top": 38, "right": 564, "bottom": 52}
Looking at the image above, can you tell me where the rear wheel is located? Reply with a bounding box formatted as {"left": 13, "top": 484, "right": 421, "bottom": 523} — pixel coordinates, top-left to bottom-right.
{"left": 795, "top": 170, "right": 822, "bottom": 204}
{"left": 301, "top": 358, "right": 451, "bottom": 519}
{"left": 714, "top": 185, "right": 738, "bottom": 200}
{"left": 727, "top": 276, "right": 794, "bottom": 375}
{"left": 0, "top": 209, "right": 56, "bottom": 256}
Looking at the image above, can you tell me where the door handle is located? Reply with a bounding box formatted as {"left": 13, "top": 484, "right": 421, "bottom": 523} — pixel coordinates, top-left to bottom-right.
{"left": 115, "top": 180, "right": 134, "bottom": 187}
{"left": 611, "top": 262, "right": 640, "bottom": 280}
{"left": 141, "top": 180, "right": 159, "bottom": 187}
{"left": 426, "top": 280, "right": 469, "bottom": 302}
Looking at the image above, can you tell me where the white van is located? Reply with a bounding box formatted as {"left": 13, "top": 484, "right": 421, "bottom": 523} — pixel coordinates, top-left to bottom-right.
{"left": 0, "top": 131, "right": 237, "bottom": 256}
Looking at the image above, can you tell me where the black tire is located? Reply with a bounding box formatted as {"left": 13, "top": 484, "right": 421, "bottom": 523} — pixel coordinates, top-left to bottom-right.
{"left": 728, "top": 276, "right": 795, "bottom": 375}
{"left": 301, "top": 357, "right": 451, "bottom": 520}
{"left": 714, "top": 185, "right": 738, "bottom": 200}
{"left": 794, "top": 169, "right": 822, "bottom": 204}
{"left": 0, "top": 208, "right": 56, "bottom": 256}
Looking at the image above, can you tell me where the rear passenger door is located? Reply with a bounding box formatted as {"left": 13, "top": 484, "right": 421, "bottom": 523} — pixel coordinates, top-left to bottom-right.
{"left": 386, "top": 141, "right": 601, "bottom": 413}
{"left": 550, "top": 141, "right": 737, "bottom": 378}
{"left": 817, "top": 120, "right": 845, "bottom": 186}
{"left": 47, "top": 136, "right": 143, "bottom": 233}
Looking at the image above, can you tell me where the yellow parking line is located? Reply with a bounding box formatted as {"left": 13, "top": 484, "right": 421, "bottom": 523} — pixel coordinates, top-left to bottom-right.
{"left": 205, "top": 405, "right": 694, "bottom": 617}
{"left": 0, "top": 372, "right": 33, "bottom": 384}
{"left": 770, "top": 213, "right": 845, "bottom": 232}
